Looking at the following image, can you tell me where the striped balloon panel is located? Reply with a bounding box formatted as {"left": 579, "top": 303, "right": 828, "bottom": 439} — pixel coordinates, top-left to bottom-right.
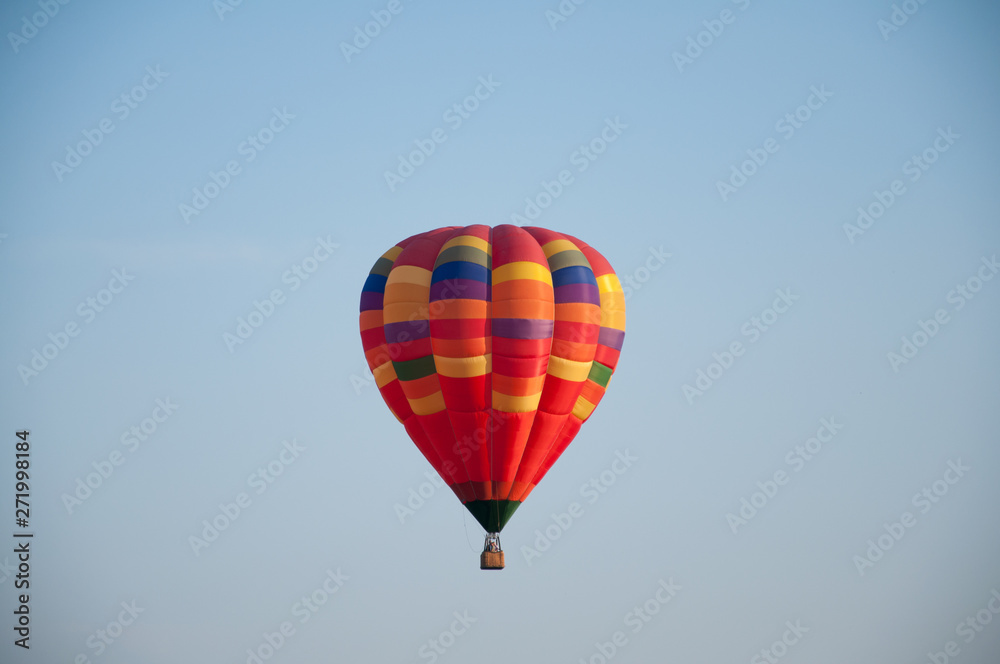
{"left": 521, "top": 233, "right": 626, "bottom": 501}
{"left": 358, "top": 225, "right": 625, "bottom": 532}
{"left": 428, "top": 225, "right": 493, "bottom": 501}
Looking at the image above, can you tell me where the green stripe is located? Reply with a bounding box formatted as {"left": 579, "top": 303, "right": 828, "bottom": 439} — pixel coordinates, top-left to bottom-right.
{"left": 370, "top": 256, "right": 395, "bottom": 278}
{"left": 434, "top": 245, "right": 489, "bottom": 269}
{"left": 547, "top": 249, "right": 590, "bottom": 272}
{"left": 394, "top": 355, "right": 437, "bottom": 381}
{"left": 587, "top": 361, "right": 613, "bottom": 388}
{"left": 464, "top": 500, "right": 521, "bottom": 533}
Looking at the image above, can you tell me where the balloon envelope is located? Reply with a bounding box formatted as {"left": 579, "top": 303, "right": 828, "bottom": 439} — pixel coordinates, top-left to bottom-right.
{"left": 359, "top": 225, "right": 625, "bottom": 532}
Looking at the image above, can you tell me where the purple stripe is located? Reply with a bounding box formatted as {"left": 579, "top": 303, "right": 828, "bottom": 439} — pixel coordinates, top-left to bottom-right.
{"left": 554, "top": 283, "right": 601, "bottom": 305}
{"left": 360, "top": 291, "right": 383, "bottom": 312}
{"left": 383, "top": 320, "right": 430, "bottom": 343}
{"left": 430, "top": 278, "right": 488, "bottom": 302}
{"left": 598, "top": 327, "right": 625, "bottom": 351}
{"left": 492, "top": 318, "right": 553, "bottom": 340}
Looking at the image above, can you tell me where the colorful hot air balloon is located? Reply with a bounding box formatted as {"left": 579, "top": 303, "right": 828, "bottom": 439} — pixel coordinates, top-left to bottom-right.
{"left": 358, "top": 225, "right": 625, "bottom": 569}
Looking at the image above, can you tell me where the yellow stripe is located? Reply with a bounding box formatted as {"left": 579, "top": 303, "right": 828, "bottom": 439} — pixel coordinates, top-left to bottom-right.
{"left": 493, "top": 261, "right": 552, "bottom": 285}
{"left": 601, "top": 310, "right": 626, "bottom": 331}
{"left": 572, "top": 396, "right": 597, "bottom": 420}
{"left": 546, "top": 356, "right": 592, "bottom": 382}
{"left": 373, "top": 361, "right": 397, "bottom": 389}
{"left": 492, "top": 390, "right": 542, "bottom": 413}
{"left": 383, "top": 302, "right": 430, "bottom": 324}
{"left": 410, "top": 391, "right": 446, "bottom": 415}
{"left": 541, "top": 239, "right": 579, "bottom": 258}
{"left": 441, "top": 235, "right": 491, "bottom": 255}
{"left": 387, "top": 265, "right": 431, "bottom": 287}
{"left": 600, "top": 291, "right": 625, "bottom": 312}
{"left": 435, "top": 354, "right": 490, "bottom": 378}
{"left": 595, "top": 273, "right": 623, "bottom": 295}
{"left": 383, "top": 245, "right": 404, "bottom": 261}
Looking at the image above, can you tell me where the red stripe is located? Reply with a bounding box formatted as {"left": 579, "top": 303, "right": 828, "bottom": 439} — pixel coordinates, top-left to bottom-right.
{"left": 360, "top": 326, "right": 385, "bottom": 352}
{"left": 492, "top": 354, "right": 549, "bottom": 378}
{"left": 429, "top": 318, "right": 489, "bottom": 339}
{"left": 492, "top": 337, "right": 550, "bottom": 360}
{"left": 437, "top": 375, "right": 489, "bottom": 412}
{"left": 388, "top": 336, "right": 433, "bottom": 362}
{"left": 551, "top": 320, "right": 600, "bottom": 343}
{"left": 537, "top": 375, "right": 580, "bottom": 414}
{"left": 594, "top": 345, "right": 621, "bottom": 368}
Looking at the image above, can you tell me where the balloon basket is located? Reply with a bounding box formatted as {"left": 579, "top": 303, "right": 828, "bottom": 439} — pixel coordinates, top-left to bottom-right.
{"left": 480, "top": 550, "right": 505, "bottom": 570}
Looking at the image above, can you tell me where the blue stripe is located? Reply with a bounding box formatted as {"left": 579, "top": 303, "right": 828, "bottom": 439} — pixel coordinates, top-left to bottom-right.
{"left": 492, "top": 318, "right": 554, "bottom": 340}
{"left": 432, "top": 261, "right": 490, "bottom": 284}
{"left": 363, "top": 273, "right": 388, "bottom": 294}
{"left": 551, "top": 265, "right": 597, "bottom": 288}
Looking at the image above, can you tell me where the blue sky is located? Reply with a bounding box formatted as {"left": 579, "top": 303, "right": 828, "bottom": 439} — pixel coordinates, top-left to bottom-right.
{"left": 1, "top": 1, "right": 999, "bottom": 662}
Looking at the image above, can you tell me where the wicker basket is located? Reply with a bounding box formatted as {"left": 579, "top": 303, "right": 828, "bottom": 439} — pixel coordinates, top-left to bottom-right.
{"left": 480, "top": 550, "right": 505, "bottom": 570}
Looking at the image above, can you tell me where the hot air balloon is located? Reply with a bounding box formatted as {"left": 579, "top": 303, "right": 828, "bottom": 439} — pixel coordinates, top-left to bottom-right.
{"left": 358, "top": 225, "right": 625, "bottom": 569}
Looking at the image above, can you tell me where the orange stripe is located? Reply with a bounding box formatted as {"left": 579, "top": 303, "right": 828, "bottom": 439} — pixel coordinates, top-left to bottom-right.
{"left": 429, "top": 299, "right": 488, "bottom": 320}
{"left": 359, "top": 310, "right": 383, "bottom": 331}
{"left": 431, "top": 337, "right": 490, "bottom": 357}
{"left": 365, "top": 347, "right": 393, "bottom": 368}
{"left": 555, "top": 302, "right": 603, "bottom": 325}
{"left": 580, "top": 380, "right": 606, "bottom": 403}
{"left": 492, "top": 299, "right": 552, "bottom": 319}
{"left": 382, "top": 282, "right": 429, "bottom": 307}
{"left": 549, "top": 339, "right": 598, "bottom": 362}
{"left": 400, "top": 373, "right": 441, "bottom": 399}
{"left": 383, "top": 302, "right": 428, "bottom": 324}
{"left": 492, "top": 279, "right": 553, "bottom": 303}
{"left": 492, "top": 373, "right": 546, "bottom": 396}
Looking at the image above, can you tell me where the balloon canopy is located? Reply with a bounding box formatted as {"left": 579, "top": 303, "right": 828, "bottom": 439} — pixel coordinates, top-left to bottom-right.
{"left": 359, "top": 225, "right": 625, "bottom": 533}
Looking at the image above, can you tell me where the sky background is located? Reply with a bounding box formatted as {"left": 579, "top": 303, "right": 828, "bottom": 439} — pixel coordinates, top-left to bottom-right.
{"left": 1, "top": 0, "right": 999, "bottom": 662}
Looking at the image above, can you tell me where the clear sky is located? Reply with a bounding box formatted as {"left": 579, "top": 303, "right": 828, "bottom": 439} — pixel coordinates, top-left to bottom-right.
{"left": 1, "top": 1, "right": 998, "bottom": 662}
